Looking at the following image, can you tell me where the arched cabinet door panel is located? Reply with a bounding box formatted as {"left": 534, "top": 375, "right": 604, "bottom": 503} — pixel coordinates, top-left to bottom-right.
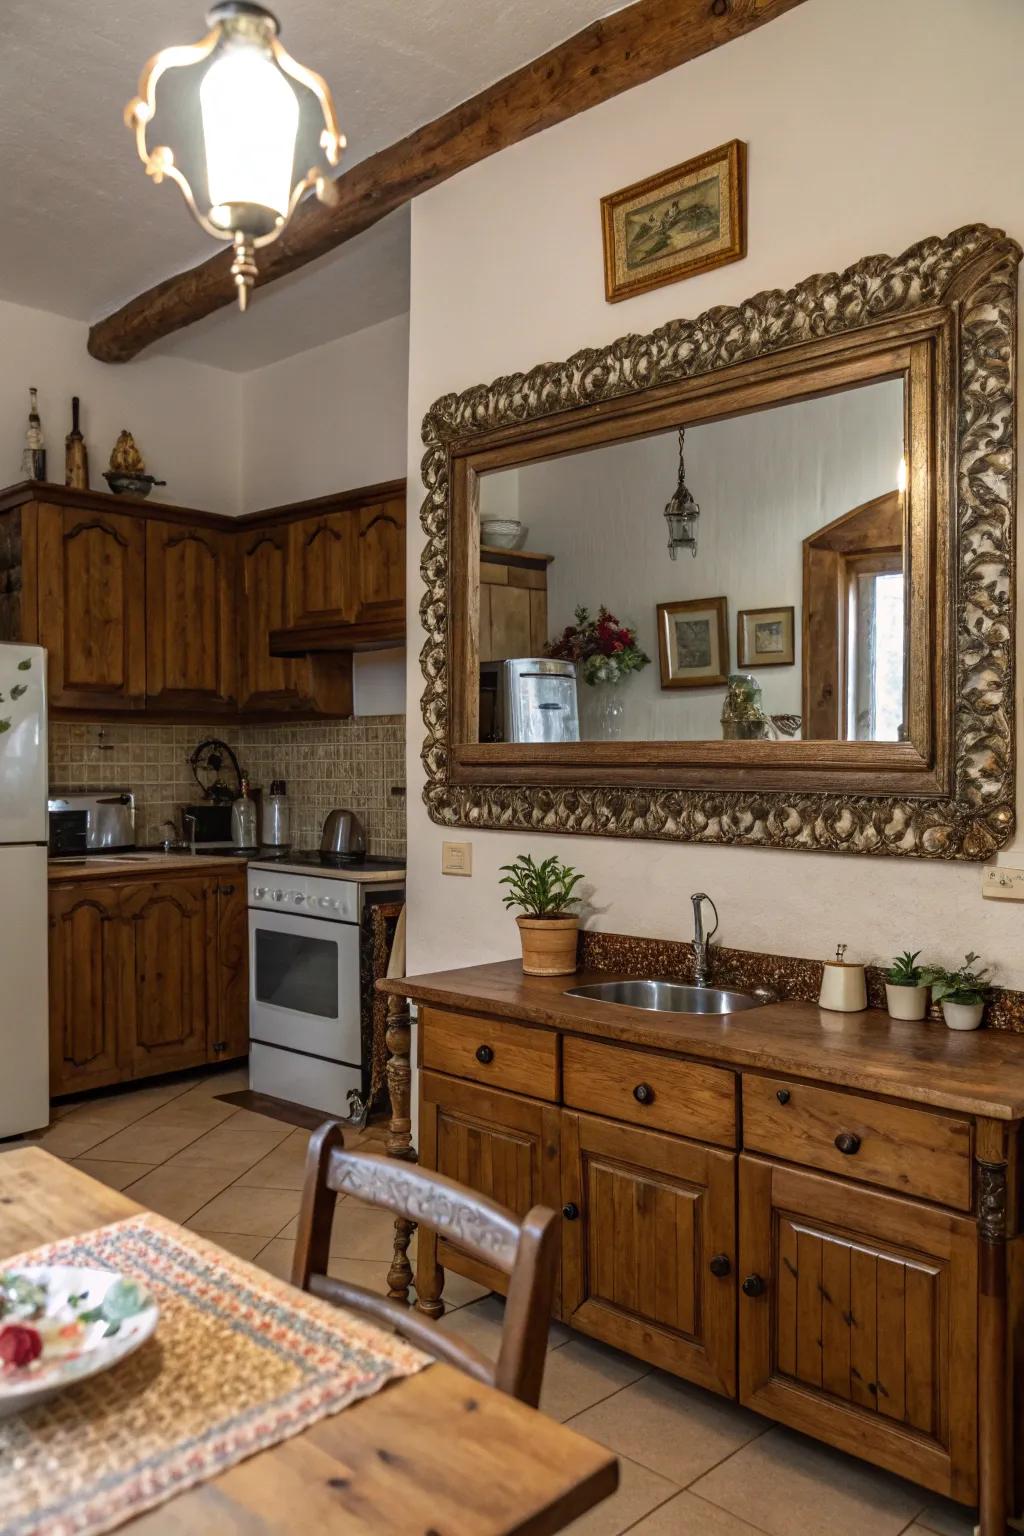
{"left": 288, "top": 512, "right": 357, "bottom": 626}
{"left": 48, "top": 884, "right": 124, "bottom": 1094}
{"left": 355, "top": 498, "right": 405, "bottom": 625}
{"left": 36, "top": 505, "right": 146, "bottom": 710}
{"left": 146, "top": 521, "right": 237, "bottom": 708}
{"left": 238, "top": 528, "right": 306, "bottom": 711}
{"left": 118, "top": 880, "right": 212, "bottom": 1075}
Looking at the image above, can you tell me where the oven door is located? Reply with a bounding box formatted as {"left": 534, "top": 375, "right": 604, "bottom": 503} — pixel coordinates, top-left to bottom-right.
{"left": 249, "top": 908, "right": 361, "bottom": 1066}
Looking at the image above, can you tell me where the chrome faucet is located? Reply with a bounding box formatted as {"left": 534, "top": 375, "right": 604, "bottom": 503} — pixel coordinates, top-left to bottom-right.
{"left": 690, "top": 892, "right": 719, "bottom": 987}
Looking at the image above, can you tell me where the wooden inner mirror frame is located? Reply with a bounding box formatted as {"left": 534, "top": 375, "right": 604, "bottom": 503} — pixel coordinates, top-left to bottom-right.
{"left": 418, "top": 225, "right": 1019, "bottom": 859}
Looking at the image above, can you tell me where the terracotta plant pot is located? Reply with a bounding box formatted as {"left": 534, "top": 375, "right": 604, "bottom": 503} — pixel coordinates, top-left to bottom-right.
{"left": 516, "top": 915, "right": 579, "bottom": 976}
{"left": 884, "top": 982, "right": 930, "bottom": 1021}
{"left": 941, "top": 999, "right": 985, "bottom": 1032}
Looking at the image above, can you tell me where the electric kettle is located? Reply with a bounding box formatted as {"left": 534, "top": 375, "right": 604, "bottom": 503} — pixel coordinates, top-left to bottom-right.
{"left": 320, "top": 808, "right": 366, "bottom": 863}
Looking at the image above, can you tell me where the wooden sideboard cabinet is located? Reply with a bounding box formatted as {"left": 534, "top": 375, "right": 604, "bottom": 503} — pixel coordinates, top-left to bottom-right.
{"left": 48, "top": 867, "right": 248, "bottom": 1096}
{"left": 478, "top": 546, "right": 551, "bottom": 661}
{"left": 384, "top": 971, "right": 1024, "bottom": 1534}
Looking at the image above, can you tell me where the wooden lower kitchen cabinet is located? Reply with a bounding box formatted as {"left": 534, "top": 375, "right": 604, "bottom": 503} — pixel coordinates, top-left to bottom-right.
{"left": 47, "top": 868, "right": 248, "bottom": 1097}
{"left": 383, "top": 973, "right": 1024, "bottom": 1534}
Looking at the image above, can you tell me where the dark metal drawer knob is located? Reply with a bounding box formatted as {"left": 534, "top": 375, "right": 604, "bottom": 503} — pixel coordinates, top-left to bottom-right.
{"left": 633, "top": 1082, "right": 655, "bottom": 1104}
{"left": 741, "top": 1273, "right": 766, "bottom": 1298}
{"left": 709, "top": 1253, "right": 731, "bottom": 1278}
{"left": 834, "top": 1131, "right": 861, "bottom": 1155}
{"left": 475, "top": 1045, "right": 494, "bottom": 1065}
{"left": 776, "top": 1088, "right": 791, "bottom": 1105}
{"left": 562, "top": 1203, "right": 579, "bottom": 1221}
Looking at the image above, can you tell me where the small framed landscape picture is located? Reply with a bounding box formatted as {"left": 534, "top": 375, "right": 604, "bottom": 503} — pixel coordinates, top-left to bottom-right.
{"left": 657, "top": 596, "right": 729, "bottom": 690}
{"left": 601, "top": 139, "right": 746, "bottom": 304}
{"left": 737, "top": 605, "right": 795, "bottom": 668}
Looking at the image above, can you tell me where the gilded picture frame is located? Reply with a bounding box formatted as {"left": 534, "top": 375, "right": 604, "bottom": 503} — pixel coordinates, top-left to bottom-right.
{"left": 418, "top": 225, "right": 1019, "bottom": 860}
{"left": 601, "top": 140, "right": 746, "bottom": 304}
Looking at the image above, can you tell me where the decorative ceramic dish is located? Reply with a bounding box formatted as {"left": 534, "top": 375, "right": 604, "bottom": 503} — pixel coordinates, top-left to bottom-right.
{"left": 0, "top": 1265, "right": 158, "bottom": 1416}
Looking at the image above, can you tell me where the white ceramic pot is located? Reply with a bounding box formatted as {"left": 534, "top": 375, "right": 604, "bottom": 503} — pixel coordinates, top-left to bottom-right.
{"left": 884, "top": 982, "right": 930, "bottom": 1021}
{"left": 941, "top": 1000, "right": 985, "bottom": 1031}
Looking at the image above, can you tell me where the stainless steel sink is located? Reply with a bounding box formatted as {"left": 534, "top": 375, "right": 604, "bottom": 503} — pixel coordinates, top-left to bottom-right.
{"left": 564, "top": 978, "right": 771, "bottom": 1015}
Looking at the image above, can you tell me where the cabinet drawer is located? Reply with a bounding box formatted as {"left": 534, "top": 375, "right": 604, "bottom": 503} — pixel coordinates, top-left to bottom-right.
{"left": 563, "top": 1036, "right": 736, "bottom": 1148}
{"left": 420, "top": 1007, "right": 559, "bottom": 1101}
{"left": 742, "top": 1075, "right": 972, "bottom": 1210}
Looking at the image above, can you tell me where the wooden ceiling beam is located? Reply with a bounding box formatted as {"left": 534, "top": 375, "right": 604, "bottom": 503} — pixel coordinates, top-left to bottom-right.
{"left": 88, "top": 0, "right": 807, "bottom": 363}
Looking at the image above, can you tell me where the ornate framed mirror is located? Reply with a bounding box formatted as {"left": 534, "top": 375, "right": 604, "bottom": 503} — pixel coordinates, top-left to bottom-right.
{"left": 418, "top": 225, "right": 1018, "bottom": 859}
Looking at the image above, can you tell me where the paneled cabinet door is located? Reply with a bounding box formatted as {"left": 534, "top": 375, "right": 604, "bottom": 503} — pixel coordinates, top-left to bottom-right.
{"left": 562, "top": 1112, "right": 737, "bottom": 1395}
{"left": 36, "top": 503, "right": 146, "bottom": 710}
{"left": 288, "top": 512, "right": 357, "bottom": 627}
{"left": 738, "top": 1157, "right": 978, "bottom": 1502}
{"left": 48, "top": 883, "right": 124, "bottom": 1095}
{"left": 118, "top": 880, "right": 211, "bottom": 1079}
{"left": 419, "top": 1071, "right": 562, "bottom": 1304}
{"left": 210, "top": 879, "right": 249, "bottom": 1062}
{"left": 238, "top": 528, "right": 304, "bottom": 711}
{"left": 146, "top": 522, "right": 237, "bottom": 708}
{"left": 354, "top": 499, "right": 405, "bottom": 624}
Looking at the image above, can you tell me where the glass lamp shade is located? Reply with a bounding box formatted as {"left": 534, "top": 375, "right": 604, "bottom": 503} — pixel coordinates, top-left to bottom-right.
{"left": 665, "top": 492, "right": 699, "bottom": 559}
{"left": 200, "top": 43, "right": 299, "bottom": 237}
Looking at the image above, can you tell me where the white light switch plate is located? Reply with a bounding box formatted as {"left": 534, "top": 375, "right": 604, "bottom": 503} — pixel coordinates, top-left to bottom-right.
{"left": 442, "top": 840, "right": 473, "bottom": 876}
{"left": 982, "top": 866, "right": 1024, "bottom": 900}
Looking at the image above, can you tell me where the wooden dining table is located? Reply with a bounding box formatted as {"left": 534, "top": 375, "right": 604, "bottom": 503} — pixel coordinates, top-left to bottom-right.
{"left": 1, "top": 1147, "right": 618, "bottom": 1535}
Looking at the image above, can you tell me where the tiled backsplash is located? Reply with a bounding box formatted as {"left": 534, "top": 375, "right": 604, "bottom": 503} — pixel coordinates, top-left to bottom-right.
{"left": 48, "top": 716, "right": 406, "bottom": 857}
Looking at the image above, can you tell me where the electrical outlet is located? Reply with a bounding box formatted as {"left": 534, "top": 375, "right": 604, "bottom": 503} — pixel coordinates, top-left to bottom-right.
{"left": 442, "top": 841, "right": 472, "bottom": 876}
{"left": 982, "top": 866, "right": 1024, "bottom": 901}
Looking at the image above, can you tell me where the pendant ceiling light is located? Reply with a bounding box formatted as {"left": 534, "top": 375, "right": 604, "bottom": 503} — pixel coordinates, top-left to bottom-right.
{"left": 125, "top": 2, "right": 343, "bottom": 311}
{"left": 664, "top": 427, "right": 700, "bottom": 559}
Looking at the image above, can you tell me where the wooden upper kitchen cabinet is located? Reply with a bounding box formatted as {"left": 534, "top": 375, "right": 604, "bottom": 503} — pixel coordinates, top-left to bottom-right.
{"left": 354, "top": 496, "right": 405, "bottom": 625}
{"left": 36, "top": 501, "right": 146, "bottom": 711}
{"left": 238, "top": 524, "right": 305, "bottom": 711}
{"left": 288, "top": 510, "right": 358, "bottom": 627}
{"left": 145, "top": 520, "right": 237, "bottom": 709}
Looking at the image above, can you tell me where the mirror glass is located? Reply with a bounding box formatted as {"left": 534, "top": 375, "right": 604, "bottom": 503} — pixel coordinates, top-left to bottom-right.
{"left": 476, "top": 377, "right": 906, "bottom": 745}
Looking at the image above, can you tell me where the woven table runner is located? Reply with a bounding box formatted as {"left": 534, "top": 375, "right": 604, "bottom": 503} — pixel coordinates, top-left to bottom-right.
{"left": 0, "top": 1213, "right": 429, "bottom": 1536}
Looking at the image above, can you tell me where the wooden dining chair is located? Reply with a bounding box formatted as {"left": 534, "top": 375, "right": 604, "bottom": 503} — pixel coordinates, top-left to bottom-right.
{"left": 292, "top": 1120, "right": 560, "bottom": 1408}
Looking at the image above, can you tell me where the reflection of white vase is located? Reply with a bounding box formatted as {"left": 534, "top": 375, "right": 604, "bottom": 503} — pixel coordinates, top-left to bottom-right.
{"left": 583, "top": 684, "right": 626, "bottom": 740}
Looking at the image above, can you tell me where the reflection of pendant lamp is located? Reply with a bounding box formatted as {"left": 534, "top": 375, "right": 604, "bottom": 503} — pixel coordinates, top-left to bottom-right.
{"left": 664, "top": 427, "right": 700, "bottom": 559}
{"left": 125, "top": 3, "right": 344, "bottom": 311}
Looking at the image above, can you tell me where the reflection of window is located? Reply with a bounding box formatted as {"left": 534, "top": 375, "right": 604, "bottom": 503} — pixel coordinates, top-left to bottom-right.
{"left": 847, "top": 557, "right": 905, "bottom": 741}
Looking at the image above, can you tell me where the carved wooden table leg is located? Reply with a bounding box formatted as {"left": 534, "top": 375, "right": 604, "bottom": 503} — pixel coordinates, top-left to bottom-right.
{"left": 385, "top": 1002, "right": 417, "bottom": 1306}
{"left": 977, "top": 1122, "right": 1010, "bottom": 1536}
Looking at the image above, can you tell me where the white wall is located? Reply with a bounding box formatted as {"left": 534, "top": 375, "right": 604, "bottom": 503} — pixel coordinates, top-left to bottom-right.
{"left": 0, "top": 297, "right": 242, "bottom": 515}
{"left": 486, "top": 380, "right": 902, "bottom": 738}
{"left": 406, "top": 0, "right": 1024, "bottom": 984}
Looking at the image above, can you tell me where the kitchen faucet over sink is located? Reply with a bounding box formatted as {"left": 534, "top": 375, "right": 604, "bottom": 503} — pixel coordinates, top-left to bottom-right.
{"left": 690, "top": 891, "right": 718, "bottom": 986}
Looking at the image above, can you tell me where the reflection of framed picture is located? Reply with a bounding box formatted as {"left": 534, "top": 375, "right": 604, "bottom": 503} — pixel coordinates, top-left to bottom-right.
{"left": 737, "top": 605, "right": 795, "bottom": 668}
{"left": 601, "top": 140, "right": 746, "bottom": 304}
{"left": 657, "top": 597, "right": 729, "bottom": 689}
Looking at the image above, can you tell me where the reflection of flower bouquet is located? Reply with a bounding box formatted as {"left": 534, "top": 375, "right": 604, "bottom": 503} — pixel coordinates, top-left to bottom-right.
{"left": 545, "top": 605, "right": 650, "bottom": 687}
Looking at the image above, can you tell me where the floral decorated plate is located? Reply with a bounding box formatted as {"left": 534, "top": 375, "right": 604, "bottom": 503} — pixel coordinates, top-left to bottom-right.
{"left": 0, "top": 1265, "right": 158, "bottom": 1416}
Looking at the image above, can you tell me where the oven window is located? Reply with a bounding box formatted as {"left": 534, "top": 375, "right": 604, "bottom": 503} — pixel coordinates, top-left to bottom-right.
{"left": 254, "top": 929, "right": 339, "bottom": 1019}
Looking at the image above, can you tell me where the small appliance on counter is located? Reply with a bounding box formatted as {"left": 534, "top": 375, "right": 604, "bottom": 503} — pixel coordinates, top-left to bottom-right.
{"left": 479, "top": 657, "right": 580, "bottom": 743}
{"left": 178, "top": 801, "right": 234, "bottom": 847}
{"left": 47, "top": 790, "right": 135, "bottom": 856}
{"left": 320, "top": 808, "right": 366, "bottom": 865}
{"left": 818, "top": 944, "right": 868, "bottom": 1012}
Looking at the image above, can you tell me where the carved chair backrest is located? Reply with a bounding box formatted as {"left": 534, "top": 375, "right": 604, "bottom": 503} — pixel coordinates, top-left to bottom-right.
{"left": 292, "top": 1121, "right": 559, "bottom": 1407}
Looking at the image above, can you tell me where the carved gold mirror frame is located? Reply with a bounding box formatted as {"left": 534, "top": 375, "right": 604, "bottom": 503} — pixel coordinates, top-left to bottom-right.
{"left": 418, "top": 225, "right": 1019, "bottom": 859}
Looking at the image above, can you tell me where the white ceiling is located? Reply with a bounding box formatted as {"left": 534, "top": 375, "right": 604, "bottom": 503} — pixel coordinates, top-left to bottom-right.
{"left": 2, "top": 0, "right": 620, "bottom": 372}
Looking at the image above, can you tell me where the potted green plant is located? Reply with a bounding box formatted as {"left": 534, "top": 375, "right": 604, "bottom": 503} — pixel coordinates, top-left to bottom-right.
{"left": 499, "top": 854, "right": 585, "bottom": 976}
{"left": 924, "top": 952, "right": 991, "bottom": 1031}
{"left": 883, "top": 950, "right": 930, "bottom": 1021}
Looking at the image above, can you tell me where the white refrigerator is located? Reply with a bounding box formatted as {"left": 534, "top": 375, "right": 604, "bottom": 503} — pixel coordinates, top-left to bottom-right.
{"left": 0, "top": 643, "right": 49, "bottom": 1137}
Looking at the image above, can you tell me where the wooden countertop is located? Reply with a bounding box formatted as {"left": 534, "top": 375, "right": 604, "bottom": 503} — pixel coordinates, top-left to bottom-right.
{"left": 48, "top": 853, "right": 246, "bottom": 882}
{"left": 380, "top": 958, "right": 1024, "bottom": 1121}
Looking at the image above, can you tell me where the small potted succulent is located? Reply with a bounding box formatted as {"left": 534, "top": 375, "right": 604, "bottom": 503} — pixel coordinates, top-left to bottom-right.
{"left": 925, "top": 952, "right": 992, "bottom": 1032}
{"left": 883, "top": 950, "right": 931, "bottom": 1021}
{"left": 499, "top": 853, "right": 584, "bottom": 976}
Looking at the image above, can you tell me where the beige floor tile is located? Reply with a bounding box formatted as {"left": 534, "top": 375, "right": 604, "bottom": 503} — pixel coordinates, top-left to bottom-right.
{"left": 253, "top": 1238, "right": 295, "bottom": 1282}
{"left": 193, "top": 1231, "right": 266, "bottom": 1261}
{"left": 627, "top": 1490, "right": 767, "bottom": 1535}
{"left": 561, "top": 1454, "right": 678, "bottom": 1536}
{"left": 428, "top": 1270, "right": 490, "bottom": 1310}
{"left": 164, "top": 1125, "right": 292, "bottom": 1175}
{"left": 69, "top": 1158, "right": 153, "bottom": 1191}
{"left": 130, "top": 1098, "right": 237, "bottom": 1132}
{"left": 175, "top": 1067, "right": 249, "bottom": 1100}
{"left": 566, "top": 1369, "right": 768, "bottom": 1486}
{"left": 691, "top": 1427, "right": 926, "bottom": 1536}
{"left": 57, "top": 1081, "right": 195, "bottom": 1125}
{"left": 234, "top": 1129, "right": 312, "bottom": 1189}
{"left": 124, "top": 1165, "right": 236, "bottom": 1224}
{"left": 539, "top": 1335, "right": 650, "bottom": 1424}
{"left": 188, "top": 1185, "right": 301, "bottom": 1237}
{"left": 31, "top": 1120, "right": 126, "bottom": 1157}
{"left": 914, "top": 1498, "right": 978, "bottom": 1535}
{"left": 82, "top": 1121, "right": 214, "bottom": 1164}
{"left": 213, "top": 1108, "right": 294, "bottom": 1134}
{"left": 436, "top": 1293, "right": 571, "bottom": 1355}
{"left": 326, "top": 1203, "right": 407, "bottom": 1261}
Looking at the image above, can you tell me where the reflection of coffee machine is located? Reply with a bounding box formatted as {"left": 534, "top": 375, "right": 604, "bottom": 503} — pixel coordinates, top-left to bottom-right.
{"left": 479, "top": 659, "right": 580, "bottom": 743}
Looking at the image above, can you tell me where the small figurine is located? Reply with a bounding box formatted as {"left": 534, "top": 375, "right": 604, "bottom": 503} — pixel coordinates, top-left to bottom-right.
{"left": 64, "top": 397, "right": 89, "bottom": 490}
{"left": 103, "top": 430, "right": 166, "bottom": 498}
{"left": 21, "top": 387, "right": 46, "bottom": 482}
{"left": 720, "top": 672, "right": 802, "bottom": 741}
